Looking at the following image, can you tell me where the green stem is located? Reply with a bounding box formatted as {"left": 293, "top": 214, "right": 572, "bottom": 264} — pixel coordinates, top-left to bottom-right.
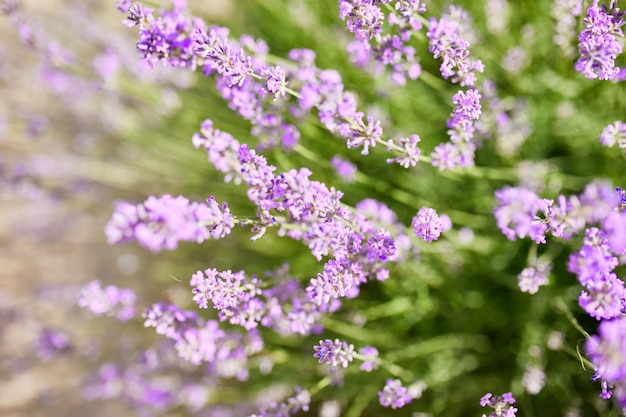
{"left": 553, "top": 297, "right": 591, "bottom": 340}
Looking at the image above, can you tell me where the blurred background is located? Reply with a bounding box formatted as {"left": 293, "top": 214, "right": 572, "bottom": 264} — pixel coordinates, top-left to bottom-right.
{"left": 1, "top": 0, "right": 625, "bottom": 416}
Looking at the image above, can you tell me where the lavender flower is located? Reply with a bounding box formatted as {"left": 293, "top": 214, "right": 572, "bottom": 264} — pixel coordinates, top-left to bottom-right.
{"left": 599, "top": 121, "right": 626, "bottom": 148}
{"left": 575, "top": 1, "right": 625, "bottom": 80}
{"left": 480, "top": 392, "right": 517, "bottom": 417}
{"left": 379, "top": 379, "right": 413, "bottom": 409}
{"left": 578, "top": 272, "right": 626, "bottom": 320}
{"left": 249, "top": 387, "right": 310, "bottom": 417}
{"left": 518, "top": 262, "right": 552, "bottom": 294}
{"left": 568, "top": 227, "right": 619, "bottom": 286}
{"left": 358, "top": 346, "right": 379, "bottom": 372}
{"left": 386, "top": 134, "right": 421, "bottom": 168}
{"left": 78, "top": 280, "right": 136, "bottom": 321}
{"left": 603, "top": 210, "right": 626, "bottom": 255}
{"left": 313, "top": 338, "right": 355, "bottom": 368}
{"left": 427, "top": 7, "right": 484, "bottom": 86}
{"left": 494, "top": 187, "right": 552, "bottom": 244}
{"left": 142, "top": 303, "right": 198, "bottom": 341}
{"left": 338, "top": 0, "right": 386, "bottom": 41}
{"left": 105, "top": 194, "right": 233, "bottom": 252}
{"left": 37, "top": 329, "right": 71, "bottom": 360}
{"left": 331, "top": 155, "right": 358, "bottom": 182}
{"left": 190, "top": 268, "right": 264, "bottom": 329}
{"left": 586, "top": 317, "right": 626, "bottom": 402}
{"left": 412, "top": 207, "right": 451, "bottom": 242}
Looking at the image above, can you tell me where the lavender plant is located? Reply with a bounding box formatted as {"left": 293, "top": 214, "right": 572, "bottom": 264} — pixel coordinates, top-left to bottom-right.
{"left": 2, "top": 0, "right": 626, "bottom": 416}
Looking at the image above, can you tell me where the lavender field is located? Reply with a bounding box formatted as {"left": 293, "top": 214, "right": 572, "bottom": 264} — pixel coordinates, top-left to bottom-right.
{"left": 1, "top": 1, "right": 626, "bottom": 416}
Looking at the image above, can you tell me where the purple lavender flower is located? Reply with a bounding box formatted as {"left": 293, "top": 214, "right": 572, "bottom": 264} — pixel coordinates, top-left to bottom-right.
{"left": 379, "top": 379, "right": 413, "bottom": 409}
{"left": 494, "top": 187, "right": 552, "bottom": 244}
{"left": 331, "top": 155, "right": 358, "bottom": 182}
{"left": 306, "top": 259, "right": 363, "bottom": 305}
{"left": 480, "top": 392, "right": 518, "bottom": 417}
{"left": 432, "top": 88, "right": 482, "bottom": 169}
{"left": 339, "top": 0, "right": 386, "bottom": 41}
{"left": 78, "top": 280, "right": 136, "bottom": 321}
{"left": 37, "top": 329, "right": 71, "bottom": 360}
{"left": 426, "top": 7, "right": 484, "bottom": 86}
{"left": 578, "top": 272, "right": 626, "bottom": 320}
{"left": 586, "top": 317, "right": 626, "bottom": 403}
{"left": 603, "top": 211, "right": 626, "bottom": 255}
{"left": 386, "top": 134, "right": 421, "bottom": 167}
{"left": 575, "top": 1, "right": 624, "bottom": 80}
{"left": 263, "top": 65, "right": 287, "bottom": 99}
{"left": 142, "top": 303, "right": 198, "bottom": 341}
{"left": 568, "top": 227, "right": 619, "bottom": 286}
{"left": 358, "top": 346, "right": 379, "bottom": 371}
{"left": 190, "top": 268, "right": 264, "bottom": 329}
{"left": 411, "top": 207, "right": 451, "bottom": 242}
{"left": 313, "top": 338, "right": 355, "bottom": 368}
{"left": 105, "top": 194, "right": 233, "bottom": 252}
{"left": 250, "top": 387, "right": 310, "bottom": 416}
{"left": 600, "top": 121, "right": 626, "bottom": 148}
{"left": 518, "top": 262, "right": 552, "bottom": 294}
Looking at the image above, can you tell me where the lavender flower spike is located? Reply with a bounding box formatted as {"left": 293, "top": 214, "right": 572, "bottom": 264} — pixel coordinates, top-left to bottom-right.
{"left": 105, "top": 194, "right": 234, "bottom": 252}
{"left": 379, "top": 379, "right": 413, "bottom": 409}
{"left": 78, "top": 280, "right": 136, "bottom": 321}
{"left": 313, "top": 338, "right": 355, "bottom": 368}
{"left": 480, "top": 392, "right": 518, "bottom": 417}
{"left": 575, "top": 1, "right": 625, "bottom": 80}
{"left": 412, "top": 207, "right": 452, "bottom": 242}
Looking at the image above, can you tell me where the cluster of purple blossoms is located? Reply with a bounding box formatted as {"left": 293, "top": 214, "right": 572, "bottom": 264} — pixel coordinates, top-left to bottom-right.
{"left": 191, "top": 264, "right": 332, "bottom": 336}
{"left": 331, "top": 155, "right": 358, "bottom": 182}
{"left": 104, "top": 194, "right": 234, "bottom": 252}
{"left": 125, "top": 2, "right": 201, "bottom": 68}
{"left": 358, "top": 345, "right": 380, "bottom": 371}
{"left": 313, "top": 339, "right": 355, "bottom": 368}
{"left": 248, "top": 387, "right": 310, "bottom": 417}
{"left": 569, "top": 227, "right": 625, "bottom": 320}
{"left": 378, "top": 379, "right": 413, "bottom": 409}
{"left": 599, "top": 121, "right": 626, "bottom": 149}
{"left": 386, "top": 134, "right": 421, "bottom": 168}
{"left": 189, "top": 268, "right": 262, "bottom": 322}
{"left": 345, "top": 0, "right": 426, "bottom": 85}
{"left": 495, "top": 182, "right": 626, "bottom": 339}
{"left": 37, "top": 329, "right": 71, "bottom": 360}
{"left": 517, "top": 262, "right": 552, "bottom": 294}
{"left": 411, "top": 206, "right": 452, "bottom": 242}
{"left": 122, "top": 4, "right": 299, "bottom": 149}
{"left": 494, "top": 186, "right": 554, "bottom": 244}
{"left": 432, "top": 88, "right": 482, "bottom": 170}
{"left": 575, "top": 0, "right": 625, "bottom": 80}
{"left": 78, "top": 280, "right": 136, "bottom": 321}
{"left": 480, "top": 392, "right": 517, "bottom": 417}
{"left": 586, "top": 317, "right": 626, "bottom": 406}
{"left": 338, "top": 0, "right": 387, "bottom": 42}
{"left": 124, "top": 3, "right": 428, "bottom": 163}
{"left": 426, "top": 6, "right": 484, "bottom": 87}
{"left": 193, "top": 121, "right": 411, "bottom": 309}
{"left": 142, "top": 303, "right": 263, "bottom": 379}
